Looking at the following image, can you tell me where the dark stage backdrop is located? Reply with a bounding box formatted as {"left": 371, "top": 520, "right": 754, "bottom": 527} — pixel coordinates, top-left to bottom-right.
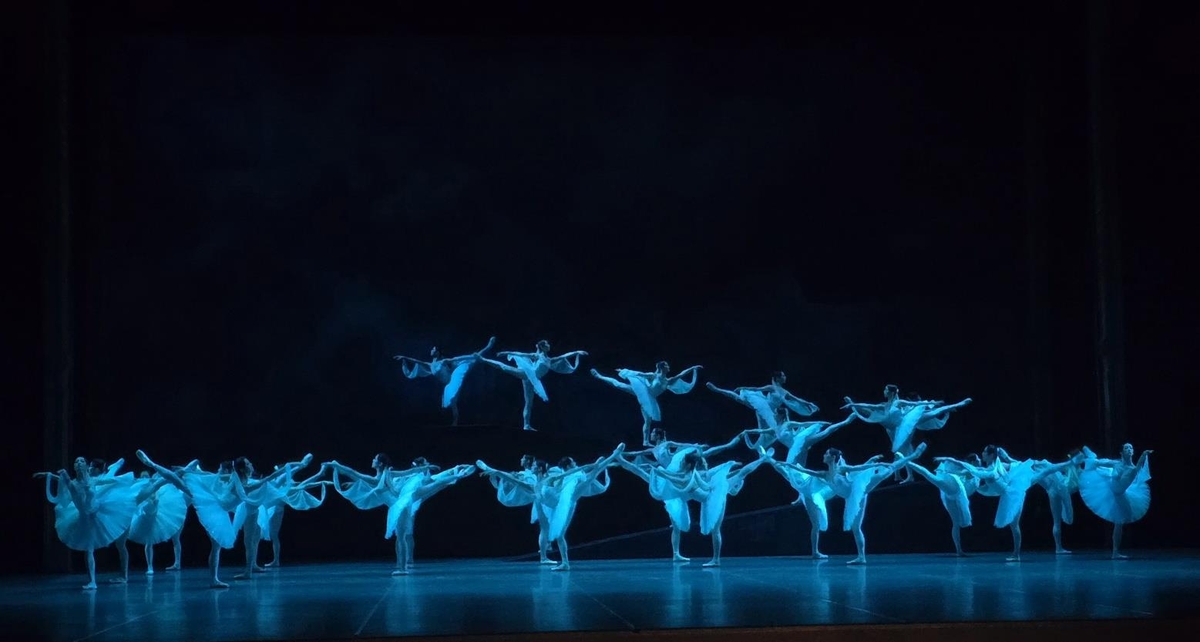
{"left": 7, "top": 2, "right": 1197, "bottom": 574}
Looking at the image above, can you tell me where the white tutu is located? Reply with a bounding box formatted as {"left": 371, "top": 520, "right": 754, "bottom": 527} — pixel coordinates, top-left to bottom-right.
{"left": 1079, "top": 460, "right": 1151, "bottom": 524}
{"left": 127, "top": 482, "right": 188, "bottom": 545}
{"left": 54, "top": 478, "right": 140, "bottom": 552}
{"left": 938, "top": 474, "right": 973, "bottom": 528}
{"left": 184, "top": 473, "right": 245, "bottom": 549}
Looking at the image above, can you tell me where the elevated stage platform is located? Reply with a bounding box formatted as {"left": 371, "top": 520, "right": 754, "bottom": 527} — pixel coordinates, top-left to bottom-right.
{"left": 4, "top": 552, "right": 1197, "bottom": 642}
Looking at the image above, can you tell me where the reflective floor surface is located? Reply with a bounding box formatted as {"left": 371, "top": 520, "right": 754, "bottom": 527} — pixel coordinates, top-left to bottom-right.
{"left": 3, "top": 551, "right": 1199, "bottom": 642}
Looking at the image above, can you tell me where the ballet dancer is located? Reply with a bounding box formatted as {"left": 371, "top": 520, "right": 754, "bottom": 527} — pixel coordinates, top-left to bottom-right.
{"left": 393, "top": 336, "right": 496, "bottom": 426}
{"left": 390, "top": 458, "right": 476, "bottom": 574}
{"left": 477, "top": 455, "right": 556, "bottom": 564}
{"left": 706, "top": 371, "right": 819, "bottom": 431}
{"left": 480, "top": 445, "right": 625, "bottom": 571}
{"left": 903, "top": 455, "right": 982, "bottom": 555}
{"left": 990, "top": 447, "right": 1080, "bottom": 555}
{"left": 646, "top": 448, "right": 772, "bottom": 567}
{"left": 1077, "top": 444, "right": 1152, "bottom": 559}
{"left": 617, "top": 429, "right": 753, "bottom": 561}
{"left": 36, "top": 457, "right": 140, "bottom": 589}
{"left": 842, "top": 385, "right": 972, "bottom": 482}
{"left": 480, "top": 339, "right": 588, "bottom": 431}
{"left": 779, "top": 444, "right": 929, "bottom": 564}
{"left": 590, "top": 361, "right": 703, "bottom": 445}
{"left": 325, "top": 455, "right": 435, "bottom": 573}
{"left": 935, "top": 447, "right": 1083, "bottom": 561}
{"left": 258, "top": 466, "right": 330, "bottom": 568}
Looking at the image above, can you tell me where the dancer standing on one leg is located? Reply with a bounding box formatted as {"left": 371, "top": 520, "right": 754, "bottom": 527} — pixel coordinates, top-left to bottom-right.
{"left": 782, "top": 444, "right": 929, "bottom": 564}
{"left": 394, "top": 336, "right": 496, "bottom": 426}
{"left": 989, "top": 447, "right": 1081, "bottom": 555}
{"left": 257, "top": 466, "right": 330, "bottom": 568}
{"left": 389, "top": 458, "right": 476, "bottom": 575}
{"left": 325, "top": 455, "right": 440, "bottom": 575}
{"left": 477, "top": 455, "right": 557, "bottom": 564}
{"left": 123, "top": 470, "right": 190, "bottom": 576}
{"left": 35, "top": 458, "right": 139, "bottom": 590}
{"left": 904, "top": 455, "right": 982, "bottom": 556}
{"left": 480, "top": 339, "right": 587, "bottom": 431}
{"left": 648, "top": 448, "right": 771, "bottom": 567}
{"left": 591, "top": 360, "right": 703, "bottom": 446}
{"left": 1077, "top": 444, "right": 1152, "bottom": 559}
{"left": 617, "top": 429, "right": 746, "bottom": 561}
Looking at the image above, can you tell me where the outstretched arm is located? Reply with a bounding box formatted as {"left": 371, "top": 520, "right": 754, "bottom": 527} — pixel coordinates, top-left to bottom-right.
{"left": 776, "top": 461, "right": 824, "bottom": 477}
{"left": 322, "top": 461, "right": 376, "bottom": 485}
{"left": 840, "top": 399, "right": 885, "bottom": 411}
{"left": 667, "top": 365, "right": 703, "bottom": 391}
{"left": 840, "top": 456, "right": 890, "bottom": 473}
{"left": 934, "top": 458, "right": 998, "bottom": 481}
{"left": 702, "top": 435, "right": 743, "bottom": 458}
{"left": 812, "top": 414, "right": 857, "bottom": 442}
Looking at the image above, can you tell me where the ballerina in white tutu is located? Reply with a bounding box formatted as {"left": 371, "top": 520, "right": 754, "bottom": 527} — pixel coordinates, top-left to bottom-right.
{"left": 256, "top": 465, "right": 330, "bottom": 568}
{"left": 935, "top": 446, "right": 1083, "bottom": 561}
{"left": 1077, "top": 444, "right": 1152, "bottom": 559}
{"left": 104, "top": 470, "right": 192, "bottom": 580}
{"left": 392, "top": 458, "right": 476, "bottom": 574}
{"left": 643, "top": 448, "right": 772, "bottom": 567}
{"left": 477, "top": 455, "right": 557, "bottom": 564}
{"left": 706, "top": 371, "right": 819, "bottom": 431}
{"left": 591, "top": 361, "right": 703, "bottom": 446}
{"left": 903, "top": 455, "right": 983, "bottom": 556}
{"left": 614, "top": 430, "right": 747, "bottom": 562}
{"left": 478, "top": 445, "right": 625, "bottom": 571}
{"left": 842, "top": 385, "right": 972, "bottom": 483}
{"left": 393, "top": 336, "right": 496, "bottom": 426}
{"left": 326, "top": 455, "right": 473, "bottom": 575}
{"left": 36, "top": 457, "right": 141, "bottom": 589}
{"left": 988, "top": 447, "right": 1081, "bottom": 555}
{"left": 480, "top": 340, "right": 588, "bottom": 431}
{"left": 775, "top": 444, "right": 929, "bottom": 564}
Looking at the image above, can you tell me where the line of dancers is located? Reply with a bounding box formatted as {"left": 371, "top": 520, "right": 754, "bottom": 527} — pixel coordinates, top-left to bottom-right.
{"left": 38, "top": 372, "right": 1153, "bottom": 590}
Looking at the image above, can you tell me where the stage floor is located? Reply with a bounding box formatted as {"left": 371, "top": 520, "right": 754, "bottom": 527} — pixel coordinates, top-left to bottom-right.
{"left": 3, "top": 551, "right": 1199, "bottom": 642}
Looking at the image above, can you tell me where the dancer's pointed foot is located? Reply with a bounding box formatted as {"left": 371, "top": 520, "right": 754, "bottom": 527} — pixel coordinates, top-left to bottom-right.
{"left": 145, "top": 569, "right": 154, "bottom": 576}
{"left": 264, "top": 560, "right": 279, "bottom": 568}
{"left": 1006, "top": 555, "right": 1021, "bottom": 562}
{"left": 847, "top": 557, "right": 867, "bottom": 565}
{"left": 82, "top": 582, "right": 97, "bottom": 590}
{"left": 539, "top": 558, "right": 557, "bottom": 565}
{"left": 165, "top": 564, "right": 181, "bottom": 571}
{"left": 391, "top": 569, "right": 409, "bottom": 576}
{"left": 702, "top": 559, "right": 720, "bottom": 568}
{"left": 108, "top": 576, "right": 127, "bottom": 584}
{"left": 252, "top": 565, "right": 267, "bottom": 573}
{"left": 523, "top": 425, "right": 537, "bottom": 432}
{"left": 812, "top": 552, "right": 829, "bottom": 560}
{"left": 1112, "top": 552, "right": 1130, "bottom": 560}
{"left": 551, "top": 563, "right": 570, "bottom": 571}
{"left": 1056, "top": 549, "right": 1072, "bottom": 555}
{"left": 672, "top": 554, "right": 690, "bottom": 562}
